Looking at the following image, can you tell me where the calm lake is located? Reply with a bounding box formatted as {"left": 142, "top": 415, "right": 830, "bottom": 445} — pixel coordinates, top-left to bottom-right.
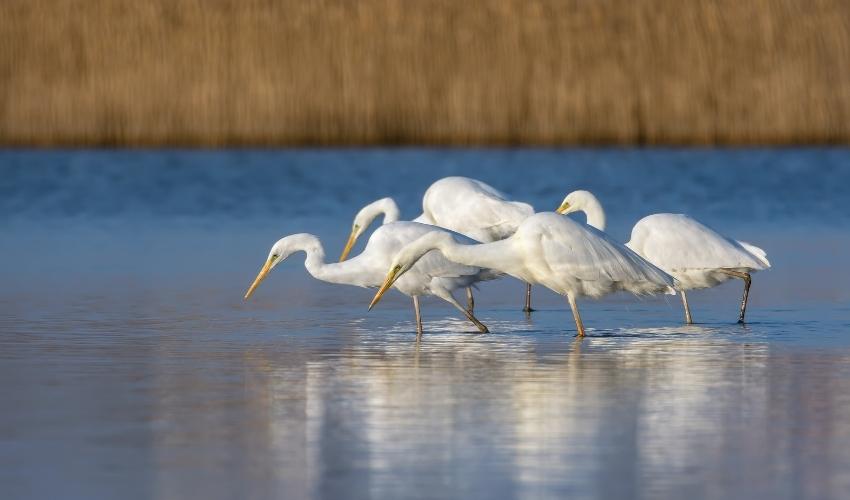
{"left": 2, "top": 149, "right": 850, "bottom": 499}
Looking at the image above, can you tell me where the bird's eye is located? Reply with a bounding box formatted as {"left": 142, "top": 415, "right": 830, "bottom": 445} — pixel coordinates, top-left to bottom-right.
{"left": 271, "top": 254, "right": 278, "bottom": 261}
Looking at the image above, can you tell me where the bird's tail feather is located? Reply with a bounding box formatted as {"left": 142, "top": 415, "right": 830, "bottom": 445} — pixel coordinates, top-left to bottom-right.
{"left": 737, "top": 240, "right": 771, "bottom": 268}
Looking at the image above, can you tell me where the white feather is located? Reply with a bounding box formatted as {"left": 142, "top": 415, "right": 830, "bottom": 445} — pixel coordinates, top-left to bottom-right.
{"left": 421, "top": 176, "right": 535, "bottom": 242}
{"left": 251, "top": 222, "right": 501, "bottom": 329}
{"left": 626, "top": 213, "right": 770, "bottom": 289}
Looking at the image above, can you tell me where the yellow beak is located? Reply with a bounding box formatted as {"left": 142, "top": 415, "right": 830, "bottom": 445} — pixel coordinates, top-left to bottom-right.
{"left": 368, "top": 267, "right": 400, "bottom": 310}
{"left": 555, "top": 201, "right": 570, "bottom": 214}
{"left": 244, "top": 258, "right": 274, "bottom": 300}
{"left": 339, "top": 228, "right": 358, "bottom": 262}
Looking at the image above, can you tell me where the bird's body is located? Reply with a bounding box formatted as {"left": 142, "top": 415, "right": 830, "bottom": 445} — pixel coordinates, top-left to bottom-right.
{"left": 369, "top": 213, "right": 675, "bottom": 336}
{"left": 344, "top": 176, "right": 538, "bottom": 312}
{"left": 505, "top": 214, "right": 676, "bottom": 298}
{"left": 420, "top": 177, "right": 535, "bottom": 243}
{"left": 245, "top": 222, "right": 499, "bottom": 334}
{"left": 626, "top": 214, "right": 770, "bottom": 289}
{"left": 556, "top": 190, "right": 770, "bottom": 323}
{"left": 343, "top": 222, "right": 498, "bottom": 299}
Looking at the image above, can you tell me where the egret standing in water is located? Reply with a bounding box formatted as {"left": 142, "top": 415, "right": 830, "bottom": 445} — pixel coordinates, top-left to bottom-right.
{"left": 336, "top": 197, "right": 485, "bottom": 309}
{"left": 368, "top": 213, "right": 675, "bottom": 337}
{"left": 244, "top": 222, "right": 499, "bottom": 335}
{"left": 339, "top": 177, "right": 537, "bottom": 312}
{"left": 556, "top": 190, "right": 770, "bottom": 324}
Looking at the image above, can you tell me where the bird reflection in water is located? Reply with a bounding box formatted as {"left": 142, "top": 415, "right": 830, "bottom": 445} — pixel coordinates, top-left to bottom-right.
{"left": 139, "top": 328, "right": 850, "bottom": 499}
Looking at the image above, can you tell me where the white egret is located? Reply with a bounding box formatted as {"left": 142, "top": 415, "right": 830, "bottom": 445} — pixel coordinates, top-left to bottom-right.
{"left": 340, "top": 177, "right": 538, "bottom": 312}
{"left": 338, "top": 197, "right": 482, "bottom": 312}
{"left": 368, "top": 213, "right": 675, "bottom": 337}
{"left": 338, "top": 197, "right": 430, "bottom": 261}
{"left": 244, "top": 221, "right": 500, "bottom": 335}
{"left": 556, "top": 190, "right": 771, "bottom": 324}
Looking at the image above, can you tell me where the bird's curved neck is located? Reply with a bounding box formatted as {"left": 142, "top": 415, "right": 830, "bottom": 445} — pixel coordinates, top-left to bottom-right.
{"left": 580, "top": 198, "right": 607, "bottom": 231}
{"left": 297, "top": 236, "right": 372, "bottom": 285}
{"left": 361, "top": 198, "right": 401, "bottom": 229}
{"left": 414, "top": 234, "right": 510, "bottom": 274}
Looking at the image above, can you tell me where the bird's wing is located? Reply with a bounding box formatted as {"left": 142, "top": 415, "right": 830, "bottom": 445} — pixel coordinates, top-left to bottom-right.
{"left": 462, "top": 186, "right": 535, "bottom": 240}
{"left": 426, "top": 180, "right": 534, "bottom": 241}
{"left": 632, "top": 214, "right": 768, "bottom": 271}
{"left": 736, "top": 240, "right": 770, "bottom": 268}
{"left": 534, "top": 215, "right": 674, "bottom": 294}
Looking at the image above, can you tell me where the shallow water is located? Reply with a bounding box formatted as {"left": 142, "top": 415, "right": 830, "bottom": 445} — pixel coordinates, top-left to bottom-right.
{"left": 2, "top": 149, "right": 850, "bottom": 499}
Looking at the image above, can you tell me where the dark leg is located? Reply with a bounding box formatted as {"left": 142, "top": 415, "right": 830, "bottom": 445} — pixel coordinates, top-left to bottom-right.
{"left": 434, "top": 289, "right": 490, "bottom": 333}
{"left": 566, "top": 293, "right": 585, "bottom": 337}
{"left": 737, "top": 274, "right": 751, "bottom": 324}
{"left": 719, "top": 270, "right": 752, "bottom": 324}
{"left": 680, "top": 290, "right": 693, "bottom": 324}
{"left": 523, "top": 283, "right": 535, "bottom": 313}
{"left": 466, "top": 287, "right": 475, "bottom": 314}
{"left": 462, "top": 309, "right": 490, "bottom": 334}
{"left": 412, "top": 296, "right": 423, "bottom": 336}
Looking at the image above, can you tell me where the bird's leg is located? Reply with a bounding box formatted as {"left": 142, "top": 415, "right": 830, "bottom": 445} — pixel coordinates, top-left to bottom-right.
{"left": 466, "top": 287, "right": 475, "bottom": 314}
{"left": 739, "top": 274, "right": 751, "bottom": 324}
{"left": 412, "top": 296, "right": 423, "bottom": 337}
{"left": 719, "top": 270, "right": 752, "bottom": 324}
{"left": 523, "top": 283, "right": 535, "bottom": 313}
{"left": 566, "top": 294, "right": 585, "bottom": 337}
{"left": 433, "top": 289, "right": 489, "bottom": 333}
{"left": 462, "top": 309, "right": 490, "bottom": 334}
{"left": 680, "top": 290, "right": 693, "bottom": 324}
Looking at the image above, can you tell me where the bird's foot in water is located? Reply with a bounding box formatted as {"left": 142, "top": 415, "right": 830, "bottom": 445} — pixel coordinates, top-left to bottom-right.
{"left": 522, "top": 307, "right": 535, "bottom": 313}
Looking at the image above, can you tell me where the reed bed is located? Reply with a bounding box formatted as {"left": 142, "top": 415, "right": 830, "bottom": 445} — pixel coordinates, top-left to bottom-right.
{"left": 1, "top": 0, "right": 849, "bottom": 146}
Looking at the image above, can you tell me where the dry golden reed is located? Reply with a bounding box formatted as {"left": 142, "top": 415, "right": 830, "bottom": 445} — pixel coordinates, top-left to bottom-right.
{"left": 1, "top": 0, "right": 849, "bottom": 146}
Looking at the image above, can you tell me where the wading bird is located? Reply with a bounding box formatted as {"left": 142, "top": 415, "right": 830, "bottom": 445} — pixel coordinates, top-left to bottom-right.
{"left": 340, "top": 177, "right": 537, "bottom": 312}
{"left": 336, "top": 197, "right": 486, "bottom": 309}
{"left": 368, "top": 213, "right": 675, "bottom": 337}
{"left": 244, "top": 222, "right": 499, "bottom": 335}
{"left": 338, "top": 197, "right": 431, "bottom": 261}
{"left": 556, "top": 190, "right": 770, "bottom": 324}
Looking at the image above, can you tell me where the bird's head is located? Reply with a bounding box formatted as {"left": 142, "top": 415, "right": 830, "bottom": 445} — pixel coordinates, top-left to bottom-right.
{"left": 367, "top": 231, "right": 452, "bottom": 310}
{"left": 340, "top": 198, "right": 400, "bottom": 261}
{"left": 556, "top": 190, "right": 595, "bottom": 215}
{"left": 339, "top": 222, "right": 363, "bottom": 263}
{"left": 244, "top": 235, "right": 309, "bottom": 300}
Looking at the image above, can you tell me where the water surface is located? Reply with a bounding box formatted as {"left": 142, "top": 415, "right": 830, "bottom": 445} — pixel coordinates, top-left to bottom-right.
{"left": 1, "top": 149, "right": 849, "bottom": 499}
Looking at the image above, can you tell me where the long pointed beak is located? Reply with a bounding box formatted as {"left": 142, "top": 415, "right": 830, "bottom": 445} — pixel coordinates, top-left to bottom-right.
{"left": 244, "top": 258, "right": 273, "bottom": 300}
{"left": 368, "top": 268, "right": 399, "bottom": 310}
{"left": 555, "top": 201, "right": 570, "bottom": 215}
{"left": 339, "top": 229, "right": 358, "bottom": 262}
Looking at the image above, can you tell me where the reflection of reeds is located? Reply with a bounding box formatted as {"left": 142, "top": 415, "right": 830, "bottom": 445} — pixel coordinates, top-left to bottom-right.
{"left": 1, "top": 0, "right": 848, "bottom": 146}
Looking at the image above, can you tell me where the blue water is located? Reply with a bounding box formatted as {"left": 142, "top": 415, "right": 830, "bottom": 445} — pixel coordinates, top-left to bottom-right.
{"left": 1, "top": 149, "right": 850, "bottom": 499}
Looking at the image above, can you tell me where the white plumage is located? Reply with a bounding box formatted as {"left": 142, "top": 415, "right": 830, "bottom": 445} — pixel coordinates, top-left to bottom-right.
{"left": 339, "top": 197, "right": 429, "bottom": 262}
{"left": 557, "top": 190, "right": 771, "bottom": 323}
{"left": 368, "top": 213, "right": 675, "bottom": 337}
{"left": 528, "top": 215, "right": 677, "bottom": 299}
{"left": 245, "top": 222, "right": 499, "bottom": 334}
{"left": 627, "top": 214, "right": 770, "bottom": 289}
{"left": 420, "top": 176, "right": 535, "bottom": 243}
{"left": 342, "top": 176, "right": 538, "bottom": 311}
